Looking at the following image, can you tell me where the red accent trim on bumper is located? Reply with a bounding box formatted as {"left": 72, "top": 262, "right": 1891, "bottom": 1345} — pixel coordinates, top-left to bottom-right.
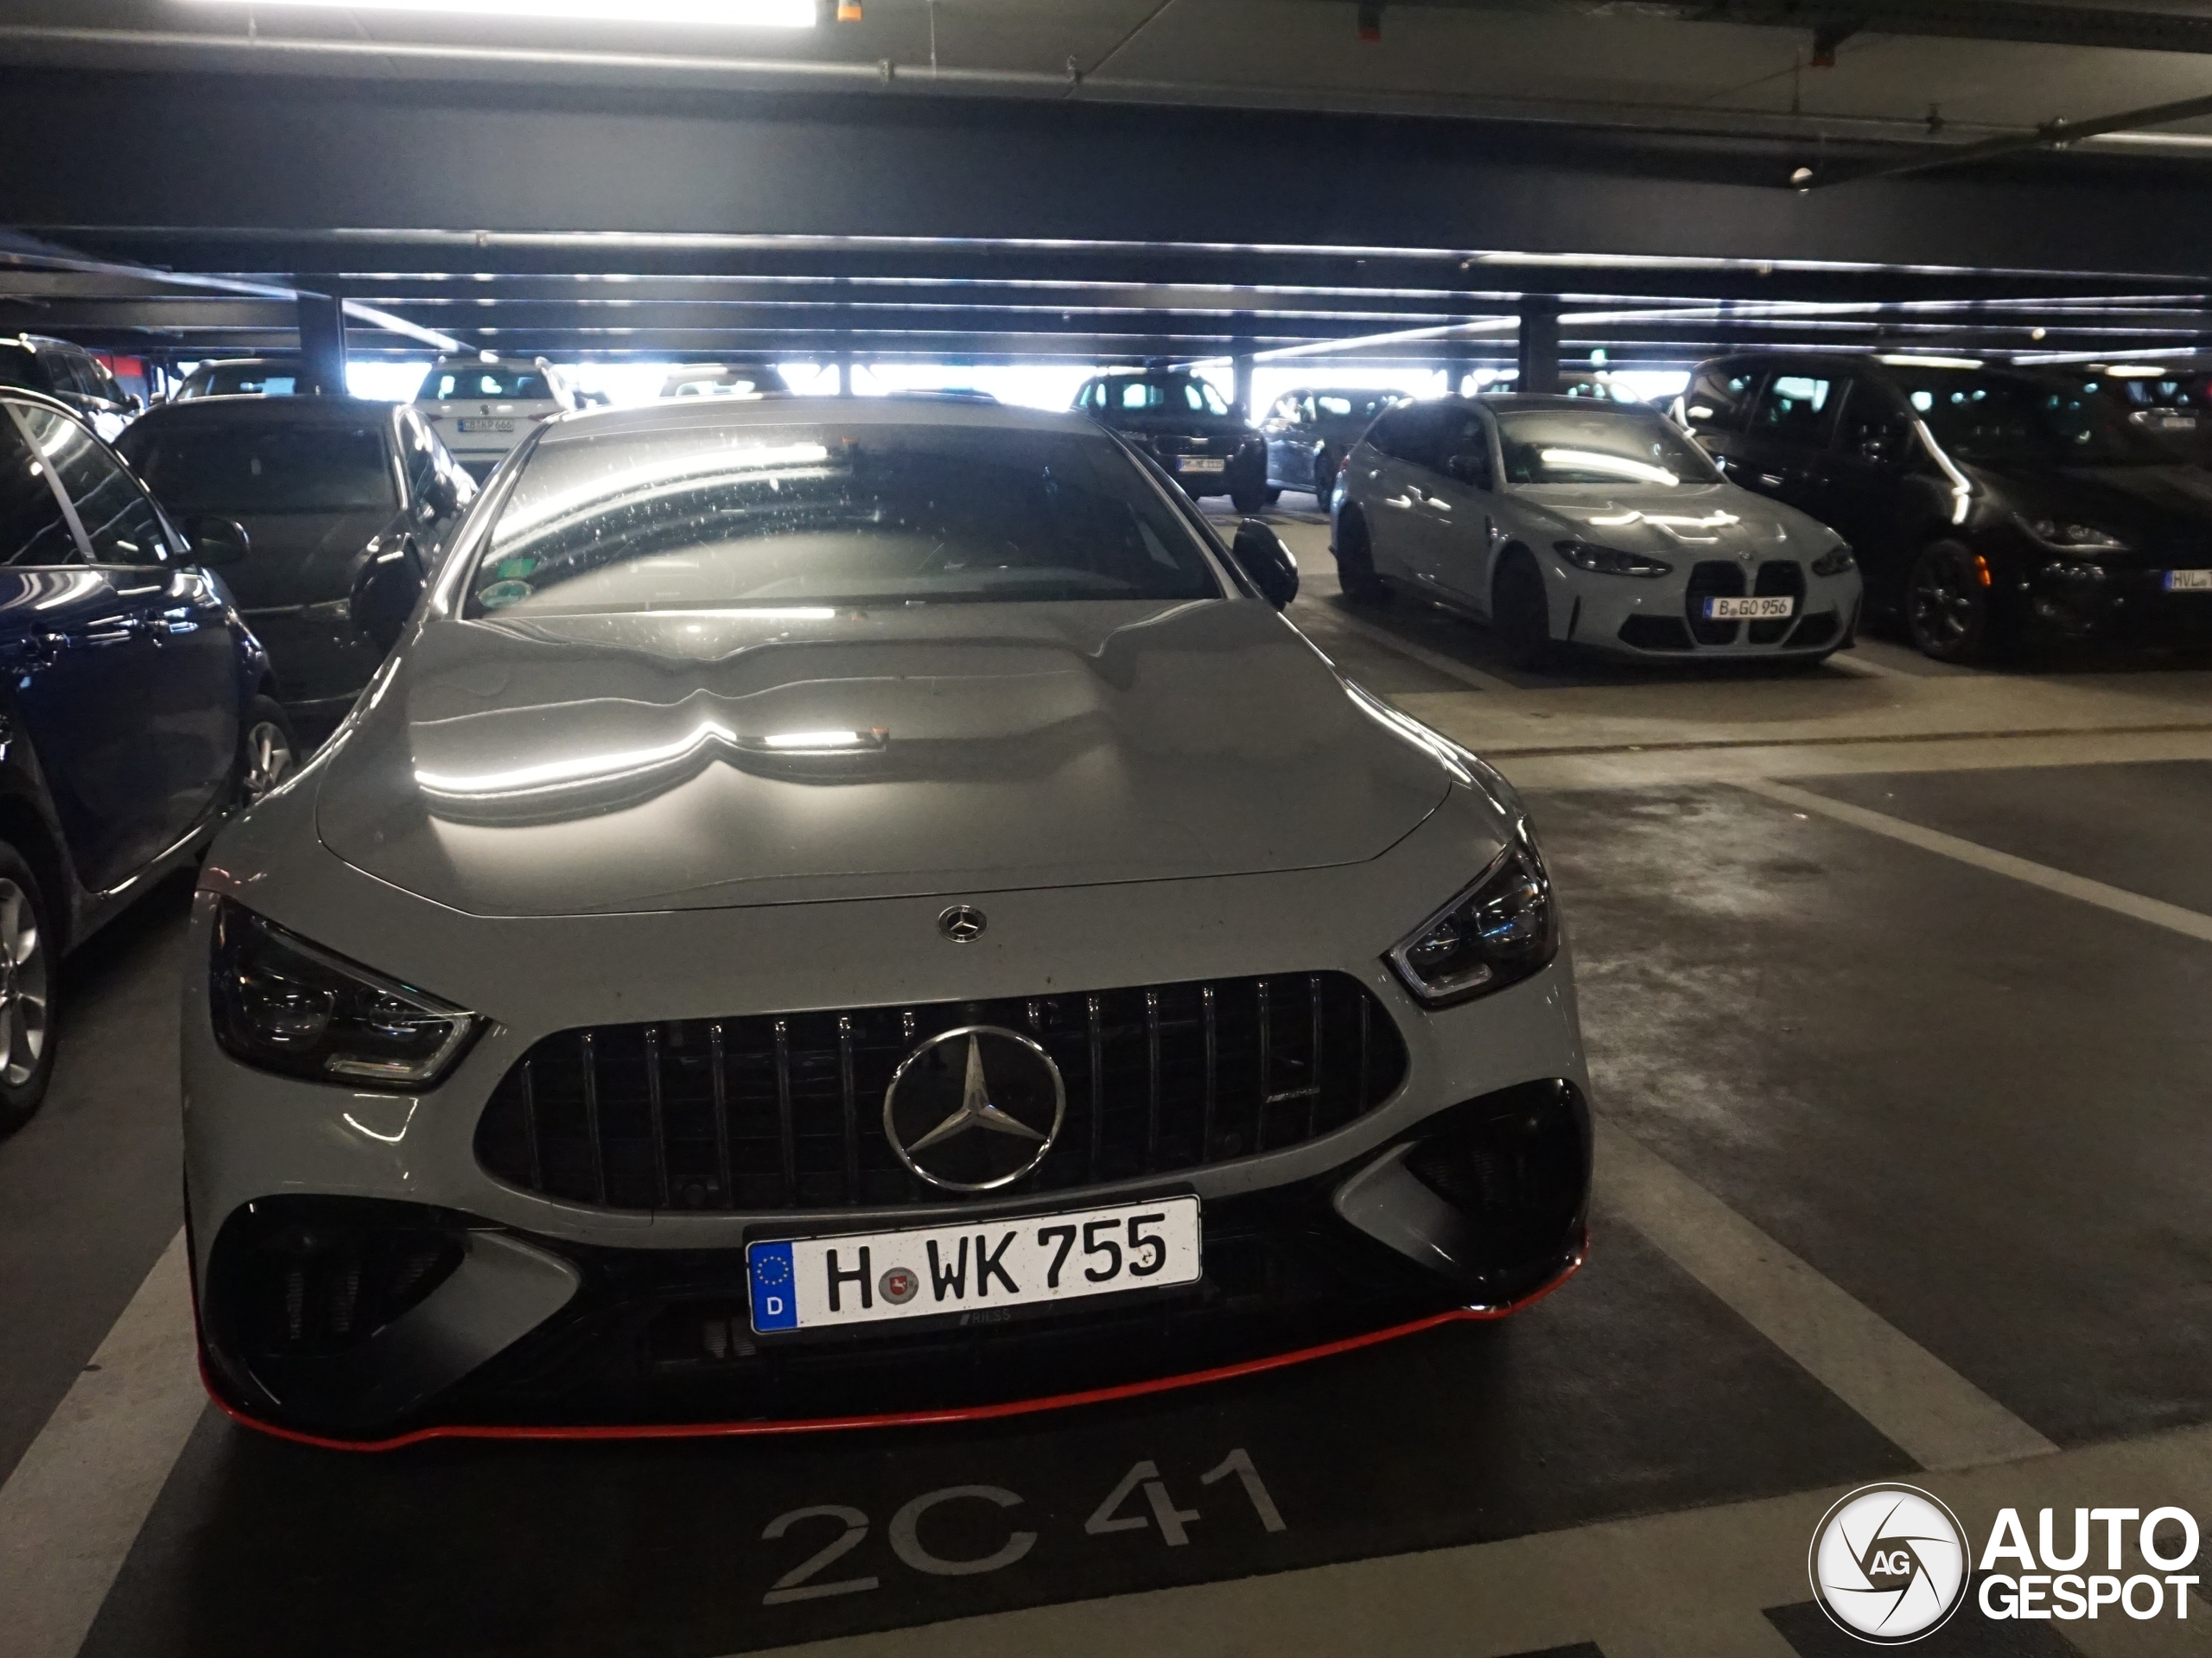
{"left": 201, "top": 1236, "right": 1586, "bottom": 1454}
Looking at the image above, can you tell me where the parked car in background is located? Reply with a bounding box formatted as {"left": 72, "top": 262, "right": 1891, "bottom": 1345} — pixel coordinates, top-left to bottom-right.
{"left": 1073, "top": 369, "right": 1268, "bottom": 511}
{"left": 411, "top": 355, "right": 577, "bottom": 481}
{"left": 660, "top": 361, "right": 791, "bottom": 398}
{"left": 1672, "top": 353, "right": 2212, "bottom": 661}
{"left": 0, "top": 334, "right": 142, "bottom": 440}
{"left": 171, "top": 356, "right": 314, "bottom": 402}
{"left": 1262, "top": 387, "right": 1406, "bottom": 505}
{"left": 0, "top": 387, "right": 287, "bottom": 1129}
{"left": 1332, "top": 395, "right": 1860, "bottom": 666}
{"left": 119, "top": 397, "right": 473, "bottom": 731}
{"left": 2075, "top": 366, "right": 2212, "bottom": 466}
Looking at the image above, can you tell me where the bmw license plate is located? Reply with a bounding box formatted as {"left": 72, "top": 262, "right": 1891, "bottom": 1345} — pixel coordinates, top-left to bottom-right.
{"left": 747, "top": 1196, "right": 1201, "bottom": 1333}
{"left": 1704, "top": 595, "right": 1795, "bottom": 620}
{"left": 1179, "top": 457, "right": 1227, "bottom": 473}
{"left": 456, "top": 418, "right": 515, "bottom": 433}
{"left": 2164, "top": 569, "right": 2212, "bottom": 592}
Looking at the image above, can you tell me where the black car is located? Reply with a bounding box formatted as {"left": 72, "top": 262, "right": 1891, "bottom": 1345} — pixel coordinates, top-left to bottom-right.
{"left": 171, "top": 356, "right": 314, "bottom": 401}
{"left": 1073, "top": 370, "right": 1268, "bottom": 511}
{"left": 0, "top": 388, "right": 284, "bottom": 1128}
{"left": 1675, "top": 353, "right": 2212, "bottom": 661}
{"left": 660, "top": 361, "right": 791, "bottom": 398}
{"left": 1261, "top": 386, "right": 1405, "bottom": 505}
{"left": 0, "top": 334, "right": 142, "bottom": 441}
{"left": 118, "top": 397, "right": 474, "bottom": 728}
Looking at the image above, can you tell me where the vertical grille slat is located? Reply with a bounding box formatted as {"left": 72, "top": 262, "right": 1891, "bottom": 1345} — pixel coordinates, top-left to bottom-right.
{"left": 476, "top": 972, "right": 1407, "bottom": 1213}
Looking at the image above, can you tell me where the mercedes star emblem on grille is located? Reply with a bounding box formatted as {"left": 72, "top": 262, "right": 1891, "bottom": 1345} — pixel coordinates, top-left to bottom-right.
{"left": 882, "top": 1026, "right": 1065, "bottom": 1192}
{"left": 938, "top": 905, "right": 987, "bottom": 943}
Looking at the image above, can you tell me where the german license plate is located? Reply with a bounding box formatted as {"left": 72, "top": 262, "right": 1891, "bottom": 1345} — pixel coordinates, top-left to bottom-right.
{"left": 456, "top": 418, "right": 514, "bottom": 433}
{"left": 1179, "top": 457, "right": 1227, "bottom": 473}
{"left": 1704, "top": 595, "right": 1795, "bottom": 620}
{"left": 2164, "top": 569, "right": 2212, "bottom": 592}
{"left": 746, "top": 1195, "right": 1201, "bottom": 1333}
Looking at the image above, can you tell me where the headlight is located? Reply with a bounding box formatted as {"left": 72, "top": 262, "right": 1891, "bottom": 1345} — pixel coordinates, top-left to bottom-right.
{"left": 1811, "top": 542, "right": 1855, "bottom": 577}
{"left": 211, "top": 899, "right": 479, "bottom": 1088}
{"left": 1554, "top": 539, "right": 1671, "bottom": 577}
{"left": 2021, "top": 516, "right": 2126, "bottom": 552}
{"left": 1386, "top": 824, "right": 1559, "bottom": 1006}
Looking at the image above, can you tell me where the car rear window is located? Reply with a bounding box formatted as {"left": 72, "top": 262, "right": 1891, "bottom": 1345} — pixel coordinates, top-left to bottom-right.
{"left": 468, "top": 419, "right": 1224, "bottom": 614}
{"left": 426, "top": 367, "right": 552, "bottom": 402}
{"left": 121, "top": 420, "right": 397, "bottom": 514}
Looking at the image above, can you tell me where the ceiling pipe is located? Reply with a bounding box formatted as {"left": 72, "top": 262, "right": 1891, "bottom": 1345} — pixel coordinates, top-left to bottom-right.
{"left": 1807, "top": 89, "right": 2212, "bottom": 188}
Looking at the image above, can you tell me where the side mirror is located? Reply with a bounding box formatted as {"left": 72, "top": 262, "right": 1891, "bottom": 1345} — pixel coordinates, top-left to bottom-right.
{"left": 1231, "top": 518, "right": 1300, "bottom": 609}
{"left": 184, "top": 516, "right": 251, "bottom": 567}
{"left": 351, "top": 542, "right": 426, "bottom": 655}
{"left": 1446, "top": 451, "right": 1492, "bottom": 489}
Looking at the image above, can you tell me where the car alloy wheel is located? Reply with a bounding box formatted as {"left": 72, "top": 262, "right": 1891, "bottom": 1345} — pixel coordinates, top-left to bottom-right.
{"left": 1906, "top": 542, "right": 1990, "bottom": 663}
{"left": 1493, "top": 552, "right": 1554, "bottom": 670}
{"left": 1313, "top": 448, "right": 1337, "bottom": 505}
{"left": 238, "top": 694, "right": 301, "bottom": 805}
{"left": 1332, "top": 505, "right": 1388, "bottom": 603}
{"left": 0, "top": 877, "right": 49, "bottom": 1090}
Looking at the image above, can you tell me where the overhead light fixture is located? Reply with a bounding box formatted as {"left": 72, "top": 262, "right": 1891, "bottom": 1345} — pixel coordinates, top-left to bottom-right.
{"left": 180, "top": 0, "right": 816, "bottom": 25}
{"left": 1877, "top": 354, "right": 1984, "bottom": 370}
{"left": 2104, "top": 364, "right": 2171, "bottom": 378}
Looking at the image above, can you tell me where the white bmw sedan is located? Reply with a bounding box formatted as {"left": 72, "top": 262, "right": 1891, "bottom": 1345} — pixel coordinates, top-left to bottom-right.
{"left": 1332, "top": 396, "right": 1863, "bottom": 666}
{"left": 186, "top": 397, "right": 1591, "bottom": 1445}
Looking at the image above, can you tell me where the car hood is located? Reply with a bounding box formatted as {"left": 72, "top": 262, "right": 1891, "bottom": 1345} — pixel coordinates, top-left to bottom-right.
{"left": 1510, "top": 480, "right": 1831, "bottom": 558}
{"left": 1967, "top": 460, "right": 2212, "bottom": 556}
{"left": 221, "top": 509, "right": 400, "bottom": 611}
{"left": 313, "top": 599, "right": 1453, "bottom": 917}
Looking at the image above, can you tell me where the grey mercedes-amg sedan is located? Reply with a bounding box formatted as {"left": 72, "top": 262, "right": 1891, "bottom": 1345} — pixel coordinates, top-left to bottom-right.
{"left": 185, "top": 396, "right": 1592, "bottom": 1445}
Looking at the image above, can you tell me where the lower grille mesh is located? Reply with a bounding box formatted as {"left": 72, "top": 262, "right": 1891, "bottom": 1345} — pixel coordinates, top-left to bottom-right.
{"left": 474, "top": 974, "right": 1408, "bottom": 1213}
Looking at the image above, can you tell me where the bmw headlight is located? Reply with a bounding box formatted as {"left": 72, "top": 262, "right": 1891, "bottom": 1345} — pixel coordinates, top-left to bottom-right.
{"left": 1811, "top": 541, "right": 1856, "bottom": 577}
{"left": 211, "top": 900, "right": 479, "bottom": 1088}
{"left": 2020, "top": 516, "right": 2127, "bottom": 553}
{"left": 1554, "top": 539, "right": 1671, "bottom": 577}
{"left": 1387, "top": 824, "right": 1559, "bottom": 1006}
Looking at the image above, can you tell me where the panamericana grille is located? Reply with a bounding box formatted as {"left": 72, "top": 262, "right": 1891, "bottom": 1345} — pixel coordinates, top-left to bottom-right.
{"left": 474, "top": 974, "right": 1408, "bottom": 1213}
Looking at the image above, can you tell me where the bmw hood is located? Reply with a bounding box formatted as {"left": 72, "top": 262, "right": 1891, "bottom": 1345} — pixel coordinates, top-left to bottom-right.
{"left": 1516, "top": 481, "right": 1834, "bottom": 559}
{"left": 312, "top": 599, "right": 1455, "bottom": 916}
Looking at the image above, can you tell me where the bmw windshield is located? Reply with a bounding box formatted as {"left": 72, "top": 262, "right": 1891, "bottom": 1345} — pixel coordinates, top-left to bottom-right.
{"left": 467, "top": 420, "right": 1225, "bottom": 614}
{"left": 1891, "top": 370, "right": 2171, "bottom": 467}
{"left": 1496, "top": 408, "right": 1723, "bottom": 487}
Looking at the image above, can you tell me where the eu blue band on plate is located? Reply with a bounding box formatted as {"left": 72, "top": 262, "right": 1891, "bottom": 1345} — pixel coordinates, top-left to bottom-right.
{"left": 748, "top": 1241, "right": 798, "bottom": 1331}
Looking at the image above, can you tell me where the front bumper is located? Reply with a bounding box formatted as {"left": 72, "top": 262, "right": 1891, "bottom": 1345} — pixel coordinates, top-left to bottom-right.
{"left": 196, "top": 1079, "right": 1591, "bottom": 1445}
{"left": 2014, "top": 559, "right": 2212, "bottom": 643}
{"left": 1562, "top": 562, "right": 1864, "bottom": 659}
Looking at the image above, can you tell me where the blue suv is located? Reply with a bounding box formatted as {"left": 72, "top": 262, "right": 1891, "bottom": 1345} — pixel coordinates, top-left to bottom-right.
{"left": 0, "top": 388, "right": 289, "bottom": 1129}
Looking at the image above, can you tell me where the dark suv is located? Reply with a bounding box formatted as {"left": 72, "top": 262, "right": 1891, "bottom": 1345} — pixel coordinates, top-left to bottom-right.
{"left": 0, "top": 334, "right": 141, "bottom": 441}
{"left": 1074, "top": 370, "right": 1268, "bottom": 511}
{"left": 1675, "top": 353, "right": 2212, "bottom": 661}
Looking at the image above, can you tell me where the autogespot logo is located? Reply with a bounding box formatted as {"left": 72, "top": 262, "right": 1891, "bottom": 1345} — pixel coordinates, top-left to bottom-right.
{"left": 1809, "top": 1484, "right": 1970, "bottom": 1643}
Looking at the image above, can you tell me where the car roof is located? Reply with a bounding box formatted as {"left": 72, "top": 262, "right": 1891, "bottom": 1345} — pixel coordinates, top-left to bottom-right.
{"left": 128, "top": 395, "right": 401, "bottom": 429}
{"left": 538, "top": 395, "right": 1096, "bottom": 445}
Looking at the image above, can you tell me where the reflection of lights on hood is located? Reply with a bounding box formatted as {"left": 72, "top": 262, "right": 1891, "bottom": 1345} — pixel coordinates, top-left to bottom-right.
{"left": 1913, "top": 420, "right": 1974, "bottom": 525}
{"left": 416, "top": 719, "right": 889, "bottom": 802}
{"left": 1344, "top": 682, "right": 1472, "bottom": 785}
{"left": 1877, "top": 354, "right": 1985, "bottom": 370}
{"left": 1584, "top": 507, "right": 1741, "bottom": 543}
{"left": 1539, "top": 449, "right": 1679, "bottom": 486}
{"left": 490, "top": 441, "right": 834, "bottom": 555}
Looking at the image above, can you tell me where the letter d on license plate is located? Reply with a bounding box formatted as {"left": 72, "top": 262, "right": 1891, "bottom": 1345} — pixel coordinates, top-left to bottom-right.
{"left": 747, "top": 1196, "right": 1201, "bottom": 1333}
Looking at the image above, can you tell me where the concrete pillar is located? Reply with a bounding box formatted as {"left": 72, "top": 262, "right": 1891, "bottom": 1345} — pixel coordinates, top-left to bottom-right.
{"left": 296, "top": 289, "right": 348, "bottom": 396}
{"left": 837, "top": 353, "right": 854, "bottom": 397}
{"left": 1516, "top": 295, "right": 1560, "bottom": 396}
{"left": 1232, "top": 347, "right": 1255, "bottom": 420}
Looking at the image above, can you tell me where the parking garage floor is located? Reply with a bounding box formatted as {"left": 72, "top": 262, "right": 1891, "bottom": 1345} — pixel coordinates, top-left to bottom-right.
{"left": 3, "top": 502, "right": 2211, "bottom": 1658}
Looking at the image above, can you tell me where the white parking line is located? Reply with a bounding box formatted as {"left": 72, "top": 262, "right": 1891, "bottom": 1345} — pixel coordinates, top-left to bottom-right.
{"left": 0, "top": 1229, "right": 204, "bottom": 1658}
{"left": 1595, "top": 1121, "right": 2057, "bottom": 1471}
{"left": 1739, "top": 777, "right": 2212, "bottom": 947}
{"left": 1306, "top": 607, "right": 1517, "bottom": 693}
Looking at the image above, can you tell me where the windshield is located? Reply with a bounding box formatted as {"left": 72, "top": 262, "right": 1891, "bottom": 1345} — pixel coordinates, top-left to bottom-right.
{"left": 1315, "top": 392, "right": 1399, "bottom": 421}
{"left": 120, "top": 421, "right": 397, "bottom": 515}
{"left": 1495, "top": 408, "right": 1721, "bottom": 487}
{"left": 1891, "top": 371, "right": 2169, "bottom": 467}
{"left": 468, "top": 420, "right": 1224, "bottom": 615}
{"left": 425, "top": 366, "right": 554, "bottom": 403}
{"left": 197, "top": 364, "right": 300, "bottom": 397}
{"left": 1105, "top": 378, "right": 1232, "bottom": 417}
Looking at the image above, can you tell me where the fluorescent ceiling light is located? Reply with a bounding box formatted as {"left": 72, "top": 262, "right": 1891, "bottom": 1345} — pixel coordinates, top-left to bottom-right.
{"left": 181, "top": 0, "right": 816, "bottom": 25}
{"left": 2103, "top": 365, "right": 2171, "bottom": 378}
{"left": 1877, "top": 355, "right": 1984, "bottom": 370}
